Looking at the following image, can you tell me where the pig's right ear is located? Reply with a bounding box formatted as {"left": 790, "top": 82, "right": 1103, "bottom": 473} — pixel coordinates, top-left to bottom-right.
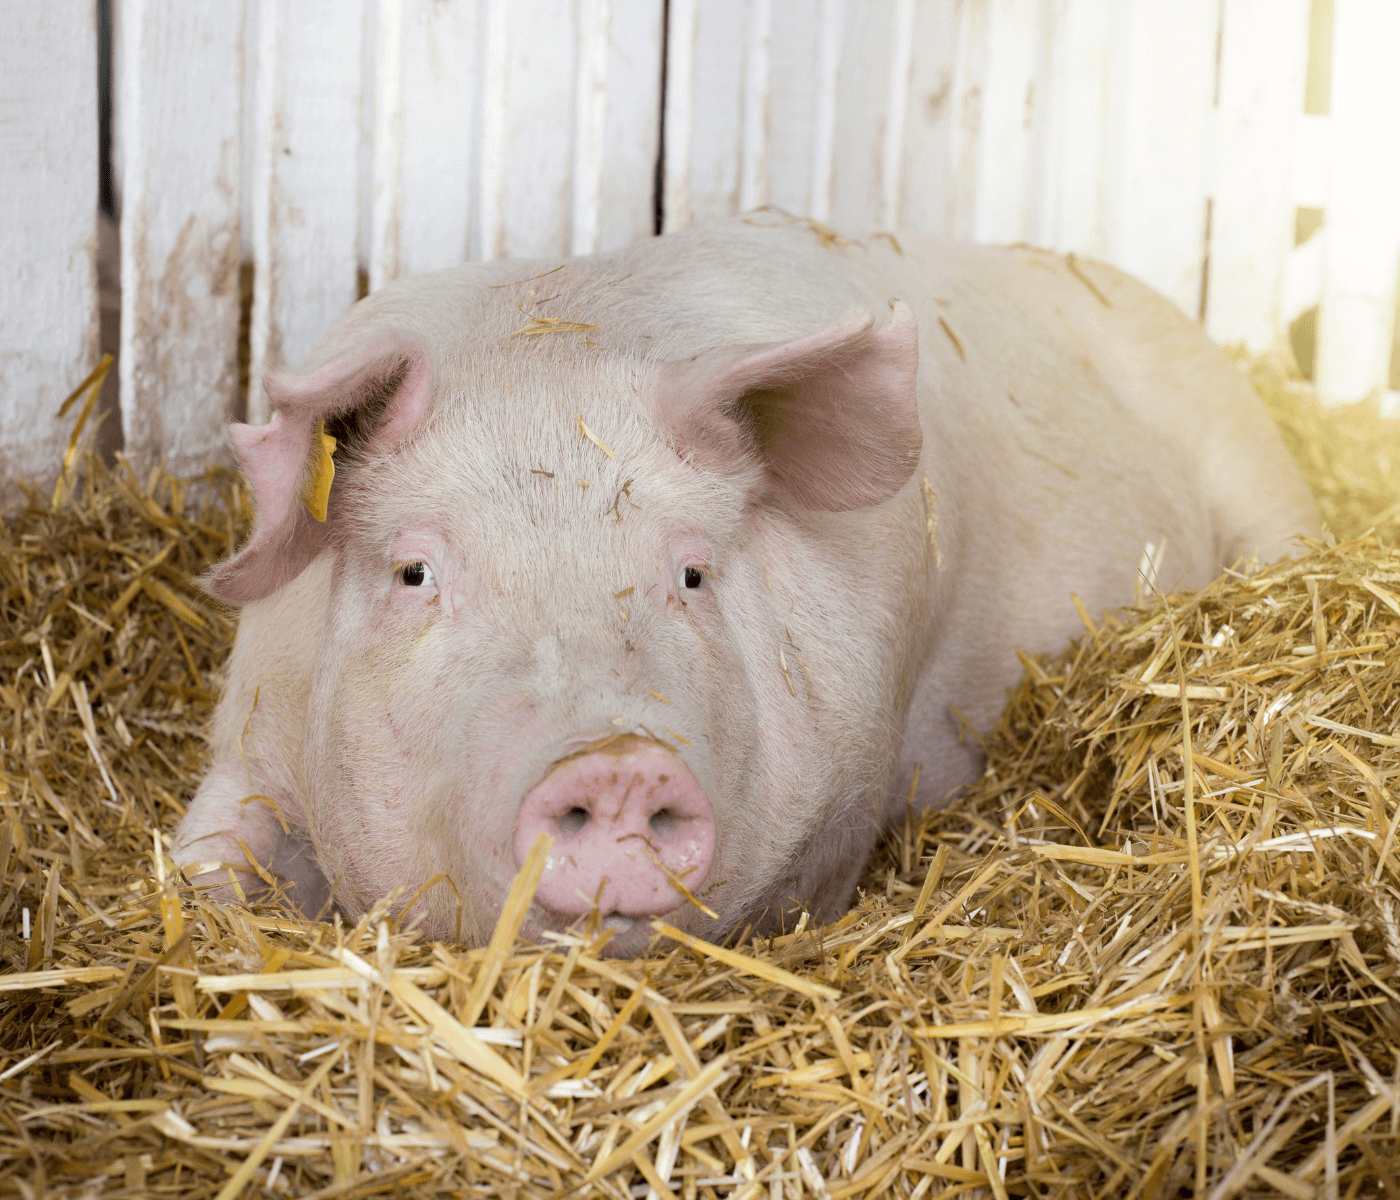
{"left": 651, "top": 302, "right": 921, "bottom": 511}
{"left": 206, "top": 336, "right": 432, "bottom": 605}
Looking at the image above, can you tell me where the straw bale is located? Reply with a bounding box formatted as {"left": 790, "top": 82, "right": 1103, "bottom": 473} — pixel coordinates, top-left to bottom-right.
{"left": 2, "top": 355, "right": 1399, "bottom": 1197}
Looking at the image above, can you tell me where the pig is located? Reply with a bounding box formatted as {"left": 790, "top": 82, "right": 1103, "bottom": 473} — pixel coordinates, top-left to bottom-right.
{"left": 172, "top": 214, "right": 1318, "bottom": 956}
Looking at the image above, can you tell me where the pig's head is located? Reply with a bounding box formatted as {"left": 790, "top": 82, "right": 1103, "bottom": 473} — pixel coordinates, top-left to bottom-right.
{"left": 208, "top": 294, "right": 921, "bottom": 955}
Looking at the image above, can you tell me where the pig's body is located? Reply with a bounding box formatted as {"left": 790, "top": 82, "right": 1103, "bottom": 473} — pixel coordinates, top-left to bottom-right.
{"left": 174, "top": 216, "right": 1317, "bottom": 954}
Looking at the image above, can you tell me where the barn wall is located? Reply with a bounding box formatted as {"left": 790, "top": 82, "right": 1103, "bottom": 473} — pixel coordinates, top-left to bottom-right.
{"left": 3, "top": 0, "right": 1399, "bottom": 478}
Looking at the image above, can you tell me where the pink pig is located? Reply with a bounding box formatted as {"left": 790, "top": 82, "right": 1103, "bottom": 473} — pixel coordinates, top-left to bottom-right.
{"left": 172, "top": 215, "right": 1317, "bottom": 955}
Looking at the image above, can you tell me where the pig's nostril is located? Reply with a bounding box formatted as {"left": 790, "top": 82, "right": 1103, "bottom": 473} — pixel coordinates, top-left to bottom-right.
{"left": 649, "top": 808, "right": 676, "bottom": 839}
{"left": 556, "top": 806, "right": 590, "bottom": 836}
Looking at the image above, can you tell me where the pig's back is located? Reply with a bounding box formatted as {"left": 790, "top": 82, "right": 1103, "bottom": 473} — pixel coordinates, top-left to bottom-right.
{"left": 850, "top": 228, "right": 1317, "bottom": 809}
{"left": 937, "top": 240, "right": 1316, "bottom": 565}
{"left": 868, "top": 231, "right": 1316, "bottom": 568}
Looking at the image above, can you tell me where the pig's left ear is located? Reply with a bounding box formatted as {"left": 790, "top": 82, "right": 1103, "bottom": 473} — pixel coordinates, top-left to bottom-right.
{"left": 206, "top": 336, "right": 432, "bottom": 605}
{"left": 653, "top": 301, "right": 921, "bottom": 510}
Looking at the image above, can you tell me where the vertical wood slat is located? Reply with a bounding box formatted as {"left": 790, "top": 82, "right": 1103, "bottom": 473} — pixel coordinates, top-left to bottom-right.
{"left": 824, "top": 0, "right": 901, "bottom": 232}
{"left": 669, "top": 0, "right": 915, "bottom": 234}
{"left": 581, "top": 0, "right": 664, "bottom": 254}
{"left": 117, "top": 0, "right": 244, "bottom": 473}
{"left": 806, "top": 0, "right": 844, "bottom": 223}
{"left": 971, "top": 0, "right": 1045, "bottom": 245}
{"left": 944, "top": 0, "right": 993, "bottom": 242}
{"left": 477, "top": 0, "right": 578, "bottom": 259}
{"left": 894, "top": 0, "right": 964, "bottom": 238}
{"left": 880, "top": 0, "right": 916, "bottom": 231}
{"left": 373, "top": 0, "right": 660, "bottom": 280}
{"left": 670, "top": 0, "right": 753, "bottom": 229}
{"left": 370, "top": 0, "right": 484, "bottom": 287}
{"left": 1032, "top": 0, "right": 1111, "bottom": 255}
{"left": 402, "top": 0, "right": 483, "bottom": 274}
{"left": 1315, "top": 0, "right": 1400, "bottom": 404}
{"left": 661, "top": 0, "right": 698, "bottom": 232}
{"left": 369, "top": 0, "right": 407, "bottom": 292}
{"left": 1098, "top": 0, "right": 1217, "bottom": 318}
{"left": 247, "top": 0, "right": 366, "bottom": 424}
{"left": 0, "top": 2, "right": 99, "bottom": 479}
{"left": 571, "top": 0, "right": 613, "bottom": 255}
{"left": 663, "top": 0, "right": 813, "bottom": 228}
{"left": 765, "top": 0, "right": 823, "bottom": 217}
{"left": 1205, "top": 0, "right": 1311, "bottom": 354}
{"left": 823, "top": 0, "right": 919, "bottom": 234}
{"left": 1282, "top": 103, "right": 1327, "bottom": 330}
{"left": 736, "top": 0, "right": 772, "bottom": 214}
{"left": 1283, "top": 232, "right": 1325, "bottom": 329}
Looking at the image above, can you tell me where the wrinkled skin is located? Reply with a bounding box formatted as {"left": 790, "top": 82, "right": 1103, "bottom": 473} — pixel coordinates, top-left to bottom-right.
{"left": 173, "top": 215, "right": 1318, "bottom": 956}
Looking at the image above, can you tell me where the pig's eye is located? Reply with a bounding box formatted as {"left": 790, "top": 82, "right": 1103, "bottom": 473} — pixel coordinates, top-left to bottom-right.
{"left": 399, "top": 562, "right": 433, "bottom": 587}
{"left": 682, "top": 566, "right": 704, "bottom": 590}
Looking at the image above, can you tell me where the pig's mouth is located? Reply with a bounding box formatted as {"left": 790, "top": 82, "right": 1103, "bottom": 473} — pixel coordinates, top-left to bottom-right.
{"left": 511, "top": 734, "right": 719, "bottom": 942}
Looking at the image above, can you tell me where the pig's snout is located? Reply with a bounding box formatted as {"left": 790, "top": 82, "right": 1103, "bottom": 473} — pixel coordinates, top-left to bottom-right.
{"left": 515, "top": 737, "right": 715, "bottom": 918}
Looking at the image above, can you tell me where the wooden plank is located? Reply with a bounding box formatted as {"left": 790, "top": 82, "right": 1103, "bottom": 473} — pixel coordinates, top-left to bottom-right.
{"left": 826, "top": 0, "right": 901, "bottom": 233}
{"left": 240, "top": 1, "right": 258, "bottom": 271}
{"left": 1205, "top": 0, "right": 1311, "bottom": 353}
{"left": 676, "top": 0, "right": 911, "bottom": 231}
{"left": 661, "top": 0, "right": 699, "bottom": 231}
{"left": 892, "top": 0, "right": 962, "bottom": 237}
{"left": 677, "top": 0, "right": 753, "bottom": 226}
{"left": 1098, "top": 0, "right": 1218, "bottom": 318}
{"left": 247, "top": 0, "right": 366, "bottom": 423}
{"left": 1283, "top": 111, "right": 1329, "bottom": 326}
{"left": 971, "top": 0, "right": 1046, "bottom": 244}
{"left": 806, "top": 0, "right": 844, "bottom": 224}
{"left": 945, "top": 0, "right": 994, "bottom": 241}
{"left": 357, "top": 6, "right": 377, "bottom": 293}
{"left": 766, "top": 0, "right": 824, "bottom": 217}
{"left": 880, "top": 0, "right": 917, "bottom": 230}
{"left": 116, "top": 1, "right": 243, "bottom": 473}
{"left": 368, "top": 0, "right": 407, "bottom": 291}
{"left": 587, "top": 0, "right": 664, "bottom": 253}
{"left": 1283, "top": 228, "right": 1325, "bottom": 327}
{"left": 0, "top": 2, "right": 99, "bottom": 481}
{"left": 476, "top": 0, "right": 577, "bottom": 259}
{"left": 1292, "top": 111, "right": 1330, "bottom": 209}
{"left": 572, "top": 0, "right": 612, "bottom": 254}
{"left": 737, "top": 0, "right": 772, "bottom": 214}
{"left": 371, "top": 0, "right": 482, "bottom": 284}
{"left": 1315, "top": 0, "right": 1400, "bottom": 404}
{"left": 399, "top": 0, "right": 480, "bottom": 273}
{"left": 1032, "top": 0, "right": 1111, "bottom": 253}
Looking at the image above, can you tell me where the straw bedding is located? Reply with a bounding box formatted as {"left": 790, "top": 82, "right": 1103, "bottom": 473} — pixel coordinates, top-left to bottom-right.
{"left": 2, "top": 355, "right": 1399, "bottom": 1198}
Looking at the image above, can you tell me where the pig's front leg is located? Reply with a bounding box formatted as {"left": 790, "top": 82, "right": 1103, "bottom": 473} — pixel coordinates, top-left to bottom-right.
{"left": 173, "top": 763, "right": 331, "bottom": 920}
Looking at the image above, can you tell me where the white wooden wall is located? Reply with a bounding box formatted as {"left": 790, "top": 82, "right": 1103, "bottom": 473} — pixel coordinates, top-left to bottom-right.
{"left": 1, "top": 3, "right": 99, "bottom": 480}
{"left": 117, "top": 2, "right": 243, "bottom": 469}
{"left": 4, "top": 0, "right": 1399, "bottom": 477}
